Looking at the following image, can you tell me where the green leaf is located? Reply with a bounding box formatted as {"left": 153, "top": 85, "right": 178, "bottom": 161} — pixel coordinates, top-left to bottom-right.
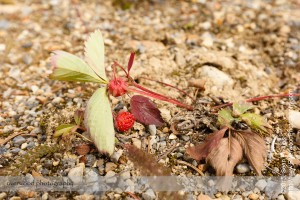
{"left": 232, "top": 101, "right": 254, "bottom": 117}
{"left": 240, "top": 113, "right": 272, "bottom": 133}
{"left": 74, "top": 110, "right": 84, "bottom": 125}
{"left": 49, "top": 50, "right": 106, "bottom": 83}
{"left": 218, "top": 109, "right": 236, "bottom": 126}
{"left": 84, "top": 30, "right": 108, "bottom": 82}
{"left": 53, "top": 124, "right": 75, "bottom": 137}
{"left": 84, "top": 87, "right": 115, "bottom": 155}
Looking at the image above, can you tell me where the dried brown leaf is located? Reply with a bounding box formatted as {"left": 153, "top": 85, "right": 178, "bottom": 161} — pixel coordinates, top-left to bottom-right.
{"left": 186, "top": 126, "right": 228, "bottom": 160}
{"left": 206, "top": 137, "right": 243, "bottom": 176}
{"left": 75, "top": 144, "right": 90, "bottom": 155}
{"left": 233, "top": 130, "right": 267, "bottom": 175}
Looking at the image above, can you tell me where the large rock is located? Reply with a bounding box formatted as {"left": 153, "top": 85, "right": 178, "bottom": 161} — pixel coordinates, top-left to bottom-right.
{"left": 285, "top": 190, "right": 300, "bottom": 200}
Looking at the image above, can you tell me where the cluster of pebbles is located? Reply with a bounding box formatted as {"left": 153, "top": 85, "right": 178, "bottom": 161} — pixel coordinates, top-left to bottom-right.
{"left": 1, "top": 0, "right": 299, "bottom": 199}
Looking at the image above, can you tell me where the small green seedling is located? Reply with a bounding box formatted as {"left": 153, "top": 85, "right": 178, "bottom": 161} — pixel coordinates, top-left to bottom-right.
{"left": 53, "top": 110, "right": 86, "bottom": 138}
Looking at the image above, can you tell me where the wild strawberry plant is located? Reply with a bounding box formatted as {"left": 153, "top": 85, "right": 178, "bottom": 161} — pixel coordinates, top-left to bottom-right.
{"left": 50, "top": 30, "right": 192, "bottom": 155}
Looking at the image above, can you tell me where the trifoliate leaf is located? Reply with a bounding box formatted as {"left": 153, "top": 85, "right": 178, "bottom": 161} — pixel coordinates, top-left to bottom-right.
{"left": 54, "top": 124, "right": 76, "bottom": 137}
{"left": 218, "top": 109, "right": 236, "bottom": 127}
{"left": 232, "top": 101, "right": 254, "bottom": 117}
{"left": 240, "top": 113, "right": 272, "bottom": 133}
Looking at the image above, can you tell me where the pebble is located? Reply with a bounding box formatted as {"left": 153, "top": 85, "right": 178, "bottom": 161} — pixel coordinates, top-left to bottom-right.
{"left": 44, "top": 160, "right": 53, "bottom": 168}
{"left": 30, "top": 127, "right": 42, "bottom": 135}
{"left": 105, "top": 171, "right": 117, "bottom": 183}
{"left": 285, "top": 190, "right": 300, "bottom": 200}
{"left": 85, "top": 154, "right": 96, "bottom": 167}
{"left": 181, "top": 135, "right": 190, "bottom": 142}
{"left": 52, "top": 97, "right": 63, "bottom": 104}
{"left": 132, "top": 138, "right": 142, "bottom": 149}
{"left": 287, "top": 110, "right": 300, "bottom": 129}
{"left": 68, "top": 165, "right": 84, "bottom": 184}
{"left": 10, "top": 148, "right": 21, "bottom": 154}
{"left": 21, "top": 143, "right": 28, "bottom": 150}
{"left": 41, "top": 168, "right": 49, "bottom": 175}
{"left": 149, "top": 124, "right": 156, "bottom": 135}
{"left": 41, "top": 193, "right": 48, "bottom": 200}
{"left": 169, "top": 133, "right": 177, "bottom": 140}
{"left": 3, "top": 125, "right": 13, "bottom": 134}
{"left": 236, "top": 163, "right": 251, "bottom": 173}
{"left": 105, "top": 162, "right": 117, "bottom": 172}
{"left": 74, "top": 194, "right": 94, "bottom": 200}
{"left": 142, "top": 189, "right": 156, "bottom": 200}
{"left": 111, "top": 149, "right": 123, "bottom": 162}
{"left": 249, "top": 193, "right": 259, "bottom": 200}
{"left": 120, "top": 171, "right": 130, "bottom": 178}
{"left": 0, "top": 192, "right": 7, "bottom": 200}
{"left": 197, "top": 66, "right": 234, "bottom": 89}
{"left": 13, "top": 136, "right": 26, "bottom": 147}
{"left": 175, "top": 52, "right": 186, "bottom": 67}
{"left": 85, "top": 167, "right": 100, "bottom": 183}
{"left": 255, "top": 179, "right": 267, "bottom": 191}
{"left": 277, "top": 195, "right": 285, "bottom": 200}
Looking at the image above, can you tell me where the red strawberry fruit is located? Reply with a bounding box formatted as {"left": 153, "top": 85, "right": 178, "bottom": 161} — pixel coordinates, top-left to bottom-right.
{"left": 115, "top": 111, "right": 135, "bottom": 132}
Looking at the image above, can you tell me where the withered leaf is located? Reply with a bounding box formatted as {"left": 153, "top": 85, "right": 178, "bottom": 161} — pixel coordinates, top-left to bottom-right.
{"left": 206, "top": 137, "right": 243, "bottom": 176}
{"left": 233, "top": 130, "right": 267, "bottom": 175}
{"left": 130, "top": 95, "right": 165, "bottom": 127}
{"left": 186, "top": 126, "right": 228, "bottom": 161}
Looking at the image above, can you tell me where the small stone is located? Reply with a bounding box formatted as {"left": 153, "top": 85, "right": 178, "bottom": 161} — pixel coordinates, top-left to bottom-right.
{"left": 285, "top": 190, "right": 300, "bottom": 200}
{"left": 287, "top": 110, "right": 300, "bottom": 129}
{"left": 149, "top": 125, "right": 156, "bottom": 135}
{"left": 9, "top": 197, "right": 21, "bottom": 200}
{"left": 197, "top": 65, "right": 234, "bottom": 89}
{"left": 132, "top": 138, "right": 142, "bottom": 149}
{"left": 23, "top": 54, "right": 33, "bottom": 65}
{"left": 10, "top": 148, "right": 21, "bottom": 154}
{"left": 142, "top": 189, "right": 156, "bottom": 200}
{"left": 236, "top": 163, "right": 251, "bottom": 173}
{"left": 111, "top": 149, "right": 123, "bottom": 162}
{"left": 220, "top": 195, "right": 230, "bottom": 200}
{"left": 13, "top": 136, "right": 26, "bottom": 147}
{"left": 68, "top": 165, "right": 84, "bottom": 184}
{"left": 41, "top": 168, "right": 49, "bottom": 175}
{"left": 44, "top": 160, "right": 53, "bottom": 168}
{"left": 277, "top": 195, "right": 285, "bottom": 200}
{"left": 36, "top": 96, "right": 47, "bottom": 104}
{"left": 41, "top": 193, "right": 48, "bottom": 200}
{"left": 197, "top": 194, "right": 212, "bottom": 200}
{"left": 181, "top": 135, "right": 190, "bottom": 141}
{"left": 85, "top": 154, "right": 96, "bottom": 167}
{"left": 169, "top": 133, "right": 177, "bottom": 140}
{"left": 0, "top": 192, "right": 7, "bottom": 200}
{"left": 30, "top": 127, "right": 42, "bottom": 135}
{"left": 175, "top": 52, "right": 186, "bottom": 67}
{"left": 249, "top": 193, "right": 259, "bottom": 200}
{"left": 105, "top": 171, "right": 117, "bottom": 183}
{"left": 52, "top": 97, "right": 63, "bottom": 104}
{"left": 162, "top": 127, "right": 169, "bottom": 133}
{"left": 53, "top": 161, "right": 59, "bottom": 167}
{"left": 74, "top": 194, "right": 94, "bottom": 200}
{"left": 105, "top": 162, "right": 117, "bottom": 172}
{"left": 21, "top": 143, "right": 28, "bottom": 150}
{"left": 255, "top": 179, "right": 267, "bottom": 191}
{"left": 120, "top": 171, "right": 130, "bottom": 178}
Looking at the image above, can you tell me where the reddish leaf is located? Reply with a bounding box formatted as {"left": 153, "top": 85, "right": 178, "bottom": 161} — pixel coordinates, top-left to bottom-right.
{"left": 186, "top": 126, "right": 228, "bottom": 160}
{"left": 233, "top": 130, "right": 267, "bottom": 175}
{"left": 130, "top": 95, "right": 165, "bottom": 127}
{"left": 75, "top": 144, "right": 90, "bottom": 155}
{"left": 206, "top": 137, "right": 243, "bottom": 176}
{"left": 127, "top": 52, "right": 135, "bottom": 74}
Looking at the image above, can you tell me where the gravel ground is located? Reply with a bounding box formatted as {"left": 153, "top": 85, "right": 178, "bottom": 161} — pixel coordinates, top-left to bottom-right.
{"left": 0, "top": 0, "right": 300, "bottom": 199}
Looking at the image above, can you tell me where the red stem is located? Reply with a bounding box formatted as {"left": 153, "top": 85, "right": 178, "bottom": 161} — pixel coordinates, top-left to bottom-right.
{"left": 126, "top": 87, "right": 193, "bottom": 110}
{"left": 114, "top": 61, "right": 129, "bottom": 76}
{"left": 140, "top": 76, "right": 195, "bottom": 102}
{"left": 125, "top": 191, "right": 139, "bottom": 200}
{"left": 212, "top": 93, "right": 300, "bottom": 111}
